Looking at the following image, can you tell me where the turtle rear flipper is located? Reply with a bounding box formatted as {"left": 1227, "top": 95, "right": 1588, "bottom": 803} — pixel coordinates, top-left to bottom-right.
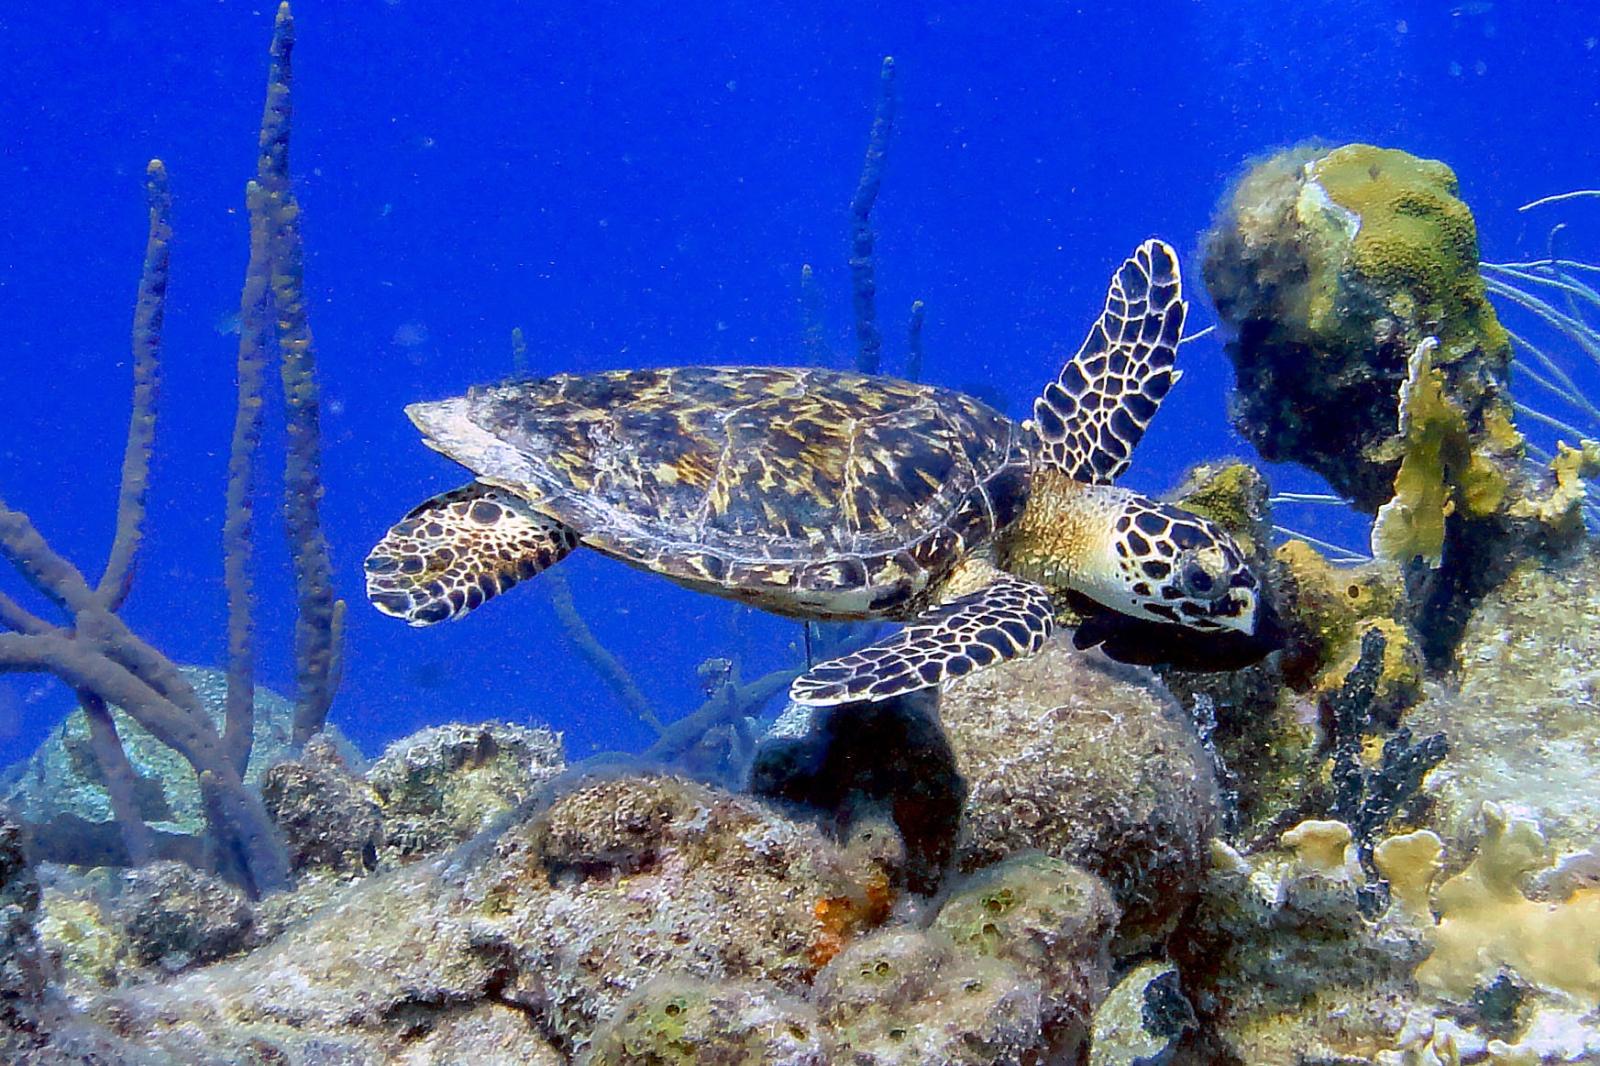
{"left": 789, "top": 572, "right": 1054, "bottom": 706}
{"left": 365, "top": 482, "right": 578, "bottom": 626}
{"left": 1030, "top": 238, "right": 1186, "bottom": 484}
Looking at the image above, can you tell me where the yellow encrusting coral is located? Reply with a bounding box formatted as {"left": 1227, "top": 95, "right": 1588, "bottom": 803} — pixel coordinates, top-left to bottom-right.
{"left": 1373, "top": 338, "right": 1511, "bottom": 567}
{"left": 1274, "top": 538, "right": 1421, "bottom": 712}
{"left": 1282, "top": 819, "right": 1354, "bottom": 875}
{"left": 1508, "top": 438, "right": 1600, "bottom": 537}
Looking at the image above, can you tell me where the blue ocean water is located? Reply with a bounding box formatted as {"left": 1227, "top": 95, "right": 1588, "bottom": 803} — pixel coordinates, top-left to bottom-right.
{"left": 0, "top": 1, "right": 1595, "bottom": 768}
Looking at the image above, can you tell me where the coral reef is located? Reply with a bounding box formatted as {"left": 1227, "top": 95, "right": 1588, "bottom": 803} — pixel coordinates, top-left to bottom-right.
{"left": 8, "top": 9, "right": 1600, "bottom": 1061}
{"left": 1175, "top": 808, "right": 1600, "bottom": 1064}
{"left": 35, "top": 873, "right": 124, "bottom": 993}
{"left": 261, "top": 733, "right": 383, "bottom": 875}
{"left": 367, "top": 720, "right": 563, "bottom": 859}
{"left": 17, "top": 775, "right": 866, "bottom": 1060}
{"left": 8, "top": 773, "right": 1124, "bottom": 1063}
{"left": 939, "top": 632, "right": 1219, "bottom": 953}
{"left": 1273, "top": 538, "right": 1418, "bottom": 707}
{"left": 500, "top": 774, "right": 881, "bottom": 1050}
{"left": 1171, "top": 819, "right": 1432, "bottom": 1063}
{"left": 1162, "top": 464, "right": 1444, "bottom": 846}
{"left": 1415, "top": 805, "right": 1600, "bottom": 1004}
{"left": 1333, "top": 665, "right": 1448, "bottom": 888}
{"left": 1371, "top": 337, "right": 1511, "bottom": 568}
{"left": 1203, "top": 143, "right": 1513, "bottom": 513}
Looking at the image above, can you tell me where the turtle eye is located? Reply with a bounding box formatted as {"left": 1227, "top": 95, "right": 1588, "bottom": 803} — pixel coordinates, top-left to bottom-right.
{"left": 1176, "top": 549, "right": 1229, "bottom": 602}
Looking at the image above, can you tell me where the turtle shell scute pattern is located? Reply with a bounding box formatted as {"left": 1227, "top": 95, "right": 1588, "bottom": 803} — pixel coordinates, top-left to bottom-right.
{"left": 439, "top": 366, "right": 1030, "bottom": 616}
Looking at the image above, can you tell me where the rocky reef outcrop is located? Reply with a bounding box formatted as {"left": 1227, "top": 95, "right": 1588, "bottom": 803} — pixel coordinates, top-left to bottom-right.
{"left": 1204, "top": 143, "right": 1597, "bottom": 664}
{"left": 8, "top": 772, "right": 1117, "bottom": 1064}
{"left": 0, "top": 666, "right": 308, "bottom": 843}
{"left": 748, "top": 689, "right": 965, "bottom": 894}
{"left": 8, "top": 129, "right": 1600, "bottom": 1062}
{"left": 750, "top": 632, "right": 1219, "bottom": 956}
{"left": 262, "top": 734, "right": 384, "bottom": 876}
{"left": 1203, "top": 143, "right": 1514, "bottom": 514}
{"left": 1408, "top": 544, "right": 1600, "bottom": 863}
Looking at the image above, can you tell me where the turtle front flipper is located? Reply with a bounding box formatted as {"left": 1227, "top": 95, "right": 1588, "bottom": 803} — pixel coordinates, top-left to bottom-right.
{"left": 789, "top": 572, "right": 1053, "bottom": 706}
{"left": 1030, "top": 239, "right": 1186, "bottom": 484}
{"left": 365, "top": 482, "right": 579, "bottom": 626}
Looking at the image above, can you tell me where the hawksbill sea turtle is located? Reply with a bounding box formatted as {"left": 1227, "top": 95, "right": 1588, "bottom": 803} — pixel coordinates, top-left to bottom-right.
{"left": 365, "top": 240, "right": 1279, "bottom": 705}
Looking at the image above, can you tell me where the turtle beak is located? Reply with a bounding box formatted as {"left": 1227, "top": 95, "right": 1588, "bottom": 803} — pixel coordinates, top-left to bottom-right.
{"left": 1213, "top": 586, "right": 1260, "bottom": 635}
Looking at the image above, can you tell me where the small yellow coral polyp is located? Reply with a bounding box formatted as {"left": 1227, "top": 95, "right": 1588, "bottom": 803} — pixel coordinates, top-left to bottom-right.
{"left": 1510, "top": 439, "right": 1600, "bottom": 536}
{"left": 1373, "top": 830, "right": 1443, "bottom": 919}
{"left": 1416, "top": 804, "right": 1600, "bottom": 1003}
{"left": 1282, "top": 819, "right": 1353, "bottom": 874}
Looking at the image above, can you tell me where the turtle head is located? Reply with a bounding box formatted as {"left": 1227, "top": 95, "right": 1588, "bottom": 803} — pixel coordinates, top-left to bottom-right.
{"left": 1107, "top": 496, "right": 1261, "bottom": 635}
{"left": 1004, "top": 473, "right": 1266, "bottom": 641}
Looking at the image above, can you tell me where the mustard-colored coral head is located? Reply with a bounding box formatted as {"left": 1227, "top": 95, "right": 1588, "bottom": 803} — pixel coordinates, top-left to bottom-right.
{"left": 1373, "top": 829, "right": 1443, "bottom": 918}
{"left": 1309, "top": 146, "right": 1480, "bottom": 317}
